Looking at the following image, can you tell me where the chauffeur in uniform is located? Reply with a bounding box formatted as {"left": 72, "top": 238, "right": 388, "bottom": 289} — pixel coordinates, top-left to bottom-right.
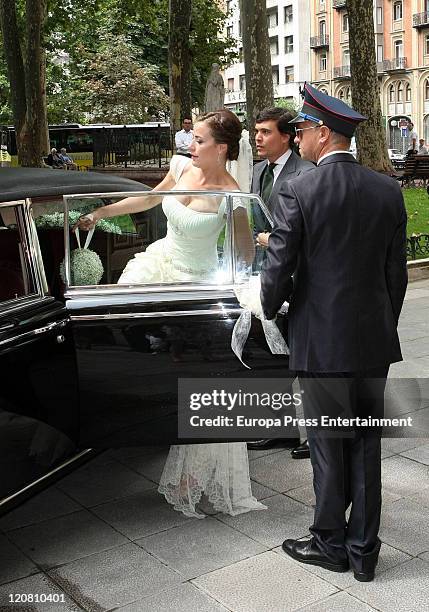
{"left": 248, "top": 107, "right": 313, "bottom": 457}
{"left": 260, "top": 84, "right": 408, "bottom": 582}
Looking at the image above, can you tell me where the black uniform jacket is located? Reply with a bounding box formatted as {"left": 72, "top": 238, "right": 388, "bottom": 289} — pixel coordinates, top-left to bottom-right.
{"left": 260, "top": 152, "right": 408, "bottom": 373}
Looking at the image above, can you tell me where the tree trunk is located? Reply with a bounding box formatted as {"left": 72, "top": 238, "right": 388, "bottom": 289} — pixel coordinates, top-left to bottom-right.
{"left": 168, "top": 0, "right": 192, "bottom": 134}
{"left": 20, "top": 0, "right": 49, "bottom": 167}
{"left": 347, "top": 0, "right": 391, "bottom": 172}
{"left": 0, "top": 0, "right": 27, "bottom": 159}
{"left": 240, "top": 0, "right": 274, "bottom": 155}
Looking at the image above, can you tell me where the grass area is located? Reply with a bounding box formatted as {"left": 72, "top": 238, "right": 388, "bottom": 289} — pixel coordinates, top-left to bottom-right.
{"left": 403, "top": 188, "right": 429, "bottom": 236}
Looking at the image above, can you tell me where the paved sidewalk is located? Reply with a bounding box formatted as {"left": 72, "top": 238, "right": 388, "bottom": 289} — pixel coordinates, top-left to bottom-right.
{"left": 0, "top": 280, "right": 428, "bottom": 612}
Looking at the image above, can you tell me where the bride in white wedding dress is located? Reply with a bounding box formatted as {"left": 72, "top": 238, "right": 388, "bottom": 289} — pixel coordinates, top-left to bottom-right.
{"left": 75, "top": 109, "right": 266, "bottom": 518}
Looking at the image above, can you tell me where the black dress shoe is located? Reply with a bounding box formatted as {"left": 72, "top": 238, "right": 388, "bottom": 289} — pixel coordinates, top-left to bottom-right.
{"left": 282, "top": 538, "right": 349, "bottom": 573}
{"left": 247, "top": 438, "right": 300, "bottom": 451}
{"left": 353, "top": 571, "right": 374, "bottom": 582}
{"left": 291, "top": 439, "right": 310, "bottom": 460}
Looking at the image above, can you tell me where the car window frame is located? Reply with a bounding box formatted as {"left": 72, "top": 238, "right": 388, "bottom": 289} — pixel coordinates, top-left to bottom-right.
{"left": 63, "top": 190, "right": 272, "bottom": 299}
{"left": 0, "top": 199, "right": 48, "bottom": 316}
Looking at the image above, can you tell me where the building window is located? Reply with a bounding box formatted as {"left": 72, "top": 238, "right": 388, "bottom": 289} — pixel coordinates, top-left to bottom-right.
{"left": 239, "top": 47, "right": 244, "bottom": 62}
{"left": 406, "top": 83, "right": 411, "bottom": 102}
{"left": 227, "top": 78, "right": 234, "bottom": 91}
{"left": 226, "top": 0, "right": 232, "bottom": 12}
{"left": 272, "top": 65, "right": 279, "bottom": 86}
{"left": 342, "top": 14, "right": 349, "bottom": 33}
{"left": 239, "top": 74, "right": 245, "bottom": 91}
{"left": 389, "top": 84, "right": 395, "bottom": 103}
{"left": 377, "top": 7, "right": 383, "bottom": 25}
{"left": 425, "top": 79, "right": 429, "bottom": 100}
{"left": 267, "top": 8, "right": 278, "bottom": 29}
{"left": 320, "top": 87, "right": 328, "bottom": 95}
{"left": 397, "top": 82, "right": 403, "bottom": 102}
{"left": 393, "top": 1, "right": 402, "bottom": 21}
{"left": 285, "top": 65, "right": 294, "bottom": 83}
{"left": 270, "top": 36, "right": 279, "bottom": 56}
{"left": 284, "top": 5, "right": 293, "bottom": 23}
{"left": 343, "top": 49, "right": 350, "bottom": 67}
{"left": 284, "top": 35, "right": 294, "bottom": 53}
{"left": 320, "top": 52, "right": 327, "bottom": 72}
{"left": 377, "top": 45, "right": 383, "bottom": 62}
{"left": 425, "top": 34, "right": 429, "bottom": 56}
{"left": 319, "top": 20, "right": 326, "bottom": 38}
{"left": 339, "top": 89, "right": 345, "bottom": 101}
{"left": 394, "top": 39, "right": 403, "bottom": 59}
{"left": 238, "top": 20, "right": 242, "bottom": 36}
{"left": 227, "top": 25, "right": 233, "bottom": 38}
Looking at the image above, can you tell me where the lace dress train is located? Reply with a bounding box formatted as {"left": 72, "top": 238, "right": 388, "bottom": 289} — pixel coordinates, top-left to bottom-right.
{"left": 158, "top": 443, "right": 266, "bottom": 518}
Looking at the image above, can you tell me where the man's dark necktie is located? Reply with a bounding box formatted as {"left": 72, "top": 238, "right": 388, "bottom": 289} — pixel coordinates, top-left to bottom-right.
{"left": 260, "top": 162, "right": 277, "bottom": 204}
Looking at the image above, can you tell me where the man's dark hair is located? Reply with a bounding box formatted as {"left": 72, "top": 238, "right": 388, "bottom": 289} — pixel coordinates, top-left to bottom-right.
{"left": 182, "top": 117, "right": 192, "bottom": 122}
{"left": 255, "top": 107, "right": 295, "bottom": 134}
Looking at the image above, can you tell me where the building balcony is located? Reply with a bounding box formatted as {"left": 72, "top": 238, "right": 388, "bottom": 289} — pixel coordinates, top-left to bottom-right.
{"left": 332, "top": 0, "right": 346, "bottom": 9}
{"left": 383, "top": 57, "right": 407, "bottom": 71}
{"left": 310, "top": 35, "right": 329, "bottom": 49}
{"left": 333, "top": 65, "right": 351, "bottom": 79}
{"left": 413, "top": 11, "right": 429, "bottom": 28}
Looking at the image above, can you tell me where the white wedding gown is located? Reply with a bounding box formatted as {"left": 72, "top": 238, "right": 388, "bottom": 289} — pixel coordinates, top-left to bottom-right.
{"left": 118, "top": 155, "right": 265, "bottom": 518}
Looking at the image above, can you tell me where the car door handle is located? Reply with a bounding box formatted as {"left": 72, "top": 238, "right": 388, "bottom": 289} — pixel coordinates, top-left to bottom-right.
{"left": 0, "top": 318, "right": 68, "bottom": 348}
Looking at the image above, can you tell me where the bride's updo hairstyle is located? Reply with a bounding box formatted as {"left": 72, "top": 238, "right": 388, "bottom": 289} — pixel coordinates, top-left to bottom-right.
{"left": 196, "top": 109, "right": 242, "bottom": 161}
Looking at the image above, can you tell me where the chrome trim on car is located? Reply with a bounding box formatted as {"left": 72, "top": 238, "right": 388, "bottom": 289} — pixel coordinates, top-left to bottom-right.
{"left": 65, "top": 284, "right": 238, "bottom": 299}
{"left": 0, "top": 449, "right": 94, "bottom": 511}
{"left": 0, "top": 318, "right": 68, "bottom": 347}
{"left": 70, "top": 308, "right": 241, "bottom": 321}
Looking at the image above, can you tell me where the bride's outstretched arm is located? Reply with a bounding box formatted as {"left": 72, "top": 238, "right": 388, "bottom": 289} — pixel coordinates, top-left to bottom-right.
{"left": 233, "top": 208, "right": 256, "bottom": 265}
{"left": 73, "top": 170, "right": 177, "bottom": 230}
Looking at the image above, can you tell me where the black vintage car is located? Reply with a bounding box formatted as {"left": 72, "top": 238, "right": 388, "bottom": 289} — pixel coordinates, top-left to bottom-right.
{"left": 0, "top": 168, "right": 289, "bottom": 512}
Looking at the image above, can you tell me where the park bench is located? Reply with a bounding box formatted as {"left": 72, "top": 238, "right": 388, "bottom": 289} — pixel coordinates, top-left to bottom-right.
{"left": 400, "top": 154, "right": 429, "bottom": 187}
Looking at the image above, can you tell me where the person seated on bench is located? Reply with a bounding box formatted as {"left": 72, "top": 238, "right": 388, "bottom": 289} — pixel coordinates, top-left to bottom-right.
{"left": 47, "top": 148, "right": 66, "bottom": 169}
{"left": 59, "top": 148, "right": 78, "bottom": 170}
{"left": 417, "top": 139, "right": 428, "bottom": 155}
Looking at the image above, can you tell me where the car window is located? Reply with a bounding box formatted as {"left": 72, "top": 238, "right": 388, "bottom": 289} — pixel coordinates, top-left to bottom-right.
{"left": 0, "top": 202, "right": 39, "bottom": 305}
{"left": 62, "top": 192, "right": 271, "bottom": 289}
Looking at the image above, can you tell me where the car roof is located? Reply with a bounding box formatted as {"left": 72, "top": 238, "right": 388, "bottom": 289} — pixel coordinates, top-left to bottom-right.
{"left": 0, "top": 168, "right": 148, "bottom": 203}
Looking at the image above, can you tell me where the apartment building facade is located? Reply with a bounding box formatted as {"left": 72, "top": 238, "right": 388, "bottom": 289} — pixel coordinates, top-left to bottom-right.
{"left": 223, "top": 0, "right": 311, "bottom": 114}
{"left": 310, "top": 0, "right": 429, "bottom": 151}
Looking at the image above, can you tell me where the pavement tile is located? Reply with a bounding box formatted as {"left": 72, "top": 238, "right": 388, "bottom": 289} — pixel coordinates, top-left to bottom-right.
{"left": 381, "top": 456, "right": 429, "bottom": 499}
{"left": 249, "top": 450, "right": 313, "bottom": 492}
{"left": 381, "top": 437, "right": 429, "bottom": 455}
{"left": 116, "top": 583, "right": 228, "bottom": 611}
{"left": 0, "top": 488, "right": 82, "bottom": 532}
{"left": 91, "top": 489, "right": 195, "bottom": 540}
{"left": 217, "top": 493, "right": 313, "bottom": 548}
{"left": 137, "top": 516, "right": 267, "bottom": 580}
{"left": 0, "top": 534, "right": 38, "bottom": 586}
{"left": 250, "top": 480, "right": 278, "bottom": 501}
{"left": 192, "top": 551, "right": 337, "bottom": 612}
{"left": 400, "top": 442, "right": 429, "bottom": 466}
{"left": 389, "top": 356, "right": 429, "bottom": 379}
{"left": 408, "top": 488, "right": 429, "bottom": 508}
{"left": 347, "top": 557, "right": 429, "bottom": 612}
{"left": 298, "top": 591, "right": 377, "bottom": 611}
{"left": 56, "top": 459, "right": 156, "bottom": 507}
{"left": 113, "top": 449, "right": 169, "bottom": 484}
{"left": 285, "top": 484, "right": 315, "bottom": 507}
{"left": 7, "top": 509, "right": 127, "bottom": 568}
{"left": 273, "top": 542, "right": 411, "bottom": 590}
{"left": 248, "top": 446, "right": 286, "bottom": 461}
{"left": 380, "top": 497, "right": 429, "bottom": 556}
{"left": 48, "top": 542, "right": 183, "bottom": 611}
{"left": 401, "top": 338, "right": 429, "bottom": 360}
{"left": 0, "top": 573, "right": 81, "bottom": 611}
{"left": 398, "top": 324, "right": 429, "bottom": 343}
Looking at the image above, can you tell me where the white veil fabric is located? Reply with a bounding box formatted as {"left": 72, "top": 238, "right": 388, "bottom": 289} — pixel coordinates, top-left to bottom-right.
{"left": 226, "top": 129, "right": 253, "bottom": 192}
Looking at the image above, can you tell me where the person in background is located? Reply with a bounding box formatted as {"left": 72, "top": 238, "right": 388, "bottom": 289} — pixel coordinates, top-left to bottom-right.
{"left": 47, "top": 148, "right": 66, "bottom": 169}
{"left": 417, "top": 138, "right": 428, "bottom": 155}
{"left": 407, "top": 121, "right": 418, "bottom": 154}
{"left": 175, "top": 117, "right": 193, "bottom": 157}
{"left": 59, "top": 148, "right": 78, "bottom": 170}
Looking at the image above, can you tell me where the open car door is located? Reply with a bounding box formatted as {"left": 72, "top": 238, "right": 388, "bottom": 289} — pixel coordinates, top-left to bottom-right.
{"left": 63, "top": 190, "right": 292, "bottom": 448}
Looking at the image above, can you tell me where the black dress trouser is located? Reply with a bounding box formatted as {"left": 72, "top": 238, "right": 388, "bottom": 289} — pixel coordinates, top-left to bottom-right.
{"left": 297, "top": 366, "right": 389, "bottom": 573}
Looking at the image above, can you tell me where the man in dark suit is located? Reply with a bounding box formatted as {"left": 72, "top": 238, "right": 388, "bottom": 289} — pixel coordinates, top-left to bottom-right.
{"left": 260, "top": 84, "right": 408, "bottom": 582}
{"left": 248, "top": 107, "right": 313, "bottom": 455}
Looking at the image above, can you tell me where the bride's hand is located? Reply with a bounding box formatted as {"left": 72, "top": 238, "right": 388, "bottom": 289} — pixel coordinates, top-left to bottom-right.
{"left": 72, "top": 211, "right": 98, "bottom": 232}
{"left": 256, "top": 232, "right": 270, "bottom": 248}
